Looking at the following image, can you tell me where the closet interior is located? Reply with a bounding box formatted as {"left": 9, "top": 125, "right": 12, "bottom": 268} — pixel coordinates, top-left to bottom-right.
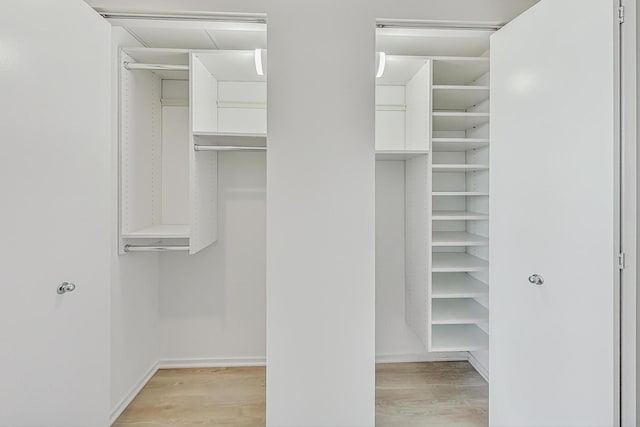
{"left": 375, "top": 27, "right": 491, "bottom": 374}
{"left": 117, "top": 21, "right": 267, "bottom": 254}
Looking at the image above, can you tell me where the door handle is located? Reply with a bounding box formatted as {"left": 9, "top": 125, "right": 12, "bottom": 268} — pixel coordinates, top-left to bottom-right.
{"left": 528, "top": 274, "right": 544, "bottom": 286}
{"left": 57, "top": 282, "right": 76, "bottom": 294}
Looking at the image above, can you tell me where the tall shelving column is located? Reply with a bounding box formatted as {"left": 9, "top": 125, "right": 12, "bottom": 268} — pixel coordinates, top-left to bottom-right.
{"left": 428, "top": 56, "right": 490, "bottom": 353}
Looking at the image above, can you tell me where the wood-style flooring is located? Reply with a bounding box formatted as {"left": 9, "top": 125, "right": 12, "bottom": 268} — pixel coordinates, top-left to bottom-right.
{"left": 113, "top": 361, "right": 487, "bottom": 426}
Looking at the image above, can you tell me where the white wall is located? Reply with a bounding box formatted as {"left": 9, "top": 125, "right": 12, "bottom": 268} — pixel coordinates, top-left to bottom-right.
{"left": 158, "top": 152, "right": 266, "bottom": 365}
{"left": 109, "top": 27, "right": 161, "bottom": 419}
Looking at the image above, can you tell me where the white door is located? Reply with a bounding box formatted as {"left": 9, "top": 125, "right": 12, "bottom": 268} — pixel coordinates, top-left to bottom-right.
{"left": 490, "top": 0, "right": 618, "bottom": 425}
{"left": 0, "top": 1, "right": 111, "bottom": 426}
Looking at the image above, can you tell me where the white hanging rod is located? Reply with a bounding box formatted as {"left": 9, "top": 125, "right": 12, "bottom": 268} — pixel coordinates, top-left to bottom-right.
{"left": 124, "top": 62, "right": 189, "bottom": 71}
{"left": 124, "top": 245, "right": 189, "bottom": 252}
{"left": 194, "top": 145, "right": 266, "bottom": 152}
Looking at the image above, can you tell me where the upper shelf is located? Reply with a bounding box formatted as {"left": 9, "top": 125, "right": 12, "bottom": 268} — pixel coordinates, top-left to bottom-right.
{"left": 432, "top": 85, "right": 489, "bottom": 110}
{"left": 432, "top": 57, "right": 490, "bottom": 85}
{"left": 122, "top": 224, "right": 190, "bottom": 239}
{"left": 432, "top": 112, "right": 490, "bottom": 131}
{"left": 193, "top": 132, "right": 267, "bottom": 148}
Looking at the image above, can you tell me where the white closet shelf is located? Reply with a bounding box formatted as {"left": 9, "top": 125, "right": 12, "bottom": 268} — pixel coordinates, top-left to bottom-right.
{"left": 432, "top": 138, "right": 489, "bottom": 152}
{"left": 432, "top": 85, "right": 489, "bottom": 110}
{"left": 432, "top": 231, "right": 488, "bottom": 246}
{"left": 432, "top": 252, "right": 488, "bottom": 272}
{"left": 432, "top": 164, "right": 489, "bottom": 172}
{"left": 432, "top": 112, "right": 490, "bottom": 131}
{"left": 432, "top": 191, "right": 489, "bottom": 197}
{"left": 432, "top": 210, "right": 489, "bottom": 221}
{"left": 432, "top": 273, "right": 488, "bottom": 298}
{"left": 432, "top": 57, "right": 490, "bottom": 86}
{"left": 122, "top": 224, "right": 190, "bottom": 239}
{"left": 193, "top": 132, "right": 267, "bottom": 147}
{"left": 375, "top": 150, "right": 429, "bottom": 160}
{"left": 431, "top": 324, "right": 488, "bottom": 352}
{"left": 432, "top": 298, "right": 488, "bottom": 325}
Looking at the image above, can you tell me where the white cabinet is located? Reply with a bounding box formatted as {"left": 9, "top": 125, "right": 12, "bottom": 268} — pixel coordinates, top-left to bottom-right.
{"left": 119, "top": 48, "right": 267, "bottom": 254}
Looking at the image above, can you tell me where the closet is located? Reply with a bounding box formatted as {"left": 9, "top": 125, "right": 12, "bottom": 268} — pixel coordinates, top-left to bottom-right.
{"left": 375, "top": 27, "right": 491, "bottom": 374}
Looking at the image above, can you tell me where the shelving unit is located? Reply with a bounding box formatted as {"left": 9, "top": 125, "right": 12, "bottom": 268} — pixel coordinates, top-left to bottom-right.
{"left": 119, "top": 47, "right": 267, "bottom": 254}
{"left": 427, "top": 52, "right": 490, "bottom": 354}
{"left": 377, "top": 31, "right": 491, "bottom": 363}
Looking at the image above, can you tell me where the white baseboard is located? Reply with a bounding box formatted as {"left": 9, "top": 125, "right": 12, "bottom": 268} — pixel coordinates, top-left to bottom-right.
{"left": 158, "top": 356, "right": 266, "bottom": 369}
{"left": 467, "top": 352, "right": 489, "bottom": 382}
{"left": 110, "top": 362, "right": 159, "bottom": 426}
{"left": 375, "top": 352, "right": 467, "bottom": 364}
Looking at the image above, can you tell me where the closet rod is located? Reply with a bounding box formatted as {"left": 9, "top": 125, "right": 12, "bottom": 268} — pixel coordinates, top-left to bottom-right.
{"left": 124, "top": 62, "right": 189, "bottom": 72}
{"left": 124, "top": 245, "right": 189, "bottom": 252}
{"left": 194, "top": 145, "right": 267, "bottom": 152}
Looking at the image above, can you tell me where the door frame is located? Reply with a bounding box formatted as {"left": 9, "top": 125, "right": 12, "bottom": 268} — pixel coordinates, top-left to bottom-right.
{"left": 620, "top": 0, "right": 637, "bottom": 425}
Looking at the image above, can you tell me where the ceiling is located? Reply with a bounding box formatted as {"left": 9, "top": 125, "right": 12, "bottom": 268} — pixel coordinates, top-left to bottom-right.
{"left": 112, "top": 19, "right": 267, "bottom": 50}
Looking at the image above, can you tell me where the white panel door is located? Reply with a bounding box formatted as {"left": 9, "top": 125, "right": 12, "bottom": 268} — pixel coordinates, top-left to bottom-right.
{"left": 0, "top": 1, "right": 111, "bottom": 426}
{"left": 490, "top": 1, "right": 618, "bottom": 425}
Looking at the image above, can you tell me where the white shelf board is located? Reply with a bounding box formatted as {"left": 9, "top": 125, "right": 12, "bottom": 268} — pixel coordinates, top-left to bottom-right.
{"left": 432, "top": 164, "right": 489, "bottom": 172}
{"left": 376, "top": 55, "right": 428, "bottom": 85}
{"left": 432, "top": 231, "right": 488, "bottom": 246}
{"left": 432, "top": 298, "right": 488, "bottom": 324}
{"left": 375, "top": 150, "right": 429, "bottom": 160}
{"left": 122, "top": 224, "right": 190, "bottom": 239}
{"left": 432, "top": 57, "right": 490, "bottom": 85}
{"left": 432, "top": 252, "right": 488, "bottom": 272}
{"left": 432, "top": 191, "right": 489, "bottom": 197}
{"left": 432, "top": 112, "right": 490, "bottom": 131}
{"left": 193, "top": 132, "right": 267, "bottom": 147}
{"left": 432, "top": 85, "right": 489, "bottom": 110}
{"left": 432, "top": 138, "right": 489, "bottom": 152}
{"left": 432, "top": 210, "right": 489, "bottom": 221}
{"left": 431, "top": 324, "right": 488, "bottom": 352}
{"left": 432, "top": 273, "right": 488, "bottom": 298}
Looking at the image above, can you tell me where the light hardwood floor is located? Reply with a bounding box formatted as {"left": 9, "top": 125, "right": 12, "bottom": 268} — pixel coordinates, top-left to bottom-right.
{"left": 113, "top": 361, "right": 487, "bottom": 426}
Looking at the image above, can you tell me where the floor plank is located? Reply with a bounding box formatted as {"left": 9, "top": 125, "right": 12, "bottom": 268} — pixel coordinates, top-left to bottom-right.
{"left": 113, "top": 361, "right": 487, "bottom": 426}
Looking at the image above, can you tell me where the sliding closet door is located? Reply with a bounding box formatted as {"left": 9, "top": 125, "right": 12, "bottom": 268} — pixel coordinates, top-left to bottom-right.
{"left": 490, "top": 0, "right": 618, "bottom": 425}
{"left": 0, "top": 1, "right": 111, "bottom": 426}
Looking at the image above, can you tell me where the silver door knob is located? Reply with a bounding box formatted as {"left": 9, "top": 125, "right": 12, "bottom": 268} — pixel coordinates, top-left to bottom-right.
{"left": 57, "top": 282, "right": 76, "bottom": 294}
{"left": 528, "top": 274, "right": 544, "bottom": 285}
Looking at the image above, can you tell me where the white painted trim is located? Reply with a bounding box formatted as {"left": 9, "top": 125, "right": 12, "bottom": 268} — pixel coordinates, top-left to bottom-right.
{"left": 375, "top": 352, "right": 466, "bottom": 364}
{"left": 467, "top": 352, "right": 488, "bottom": 382}
{"left": 110, "top": 362, "right": 159, "bottom": 426}
{"left": 620, "top": 0, "right": 637, "bottom": 425}
{"left": 158, "top": 356, "right": 267, "bottom": 369}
